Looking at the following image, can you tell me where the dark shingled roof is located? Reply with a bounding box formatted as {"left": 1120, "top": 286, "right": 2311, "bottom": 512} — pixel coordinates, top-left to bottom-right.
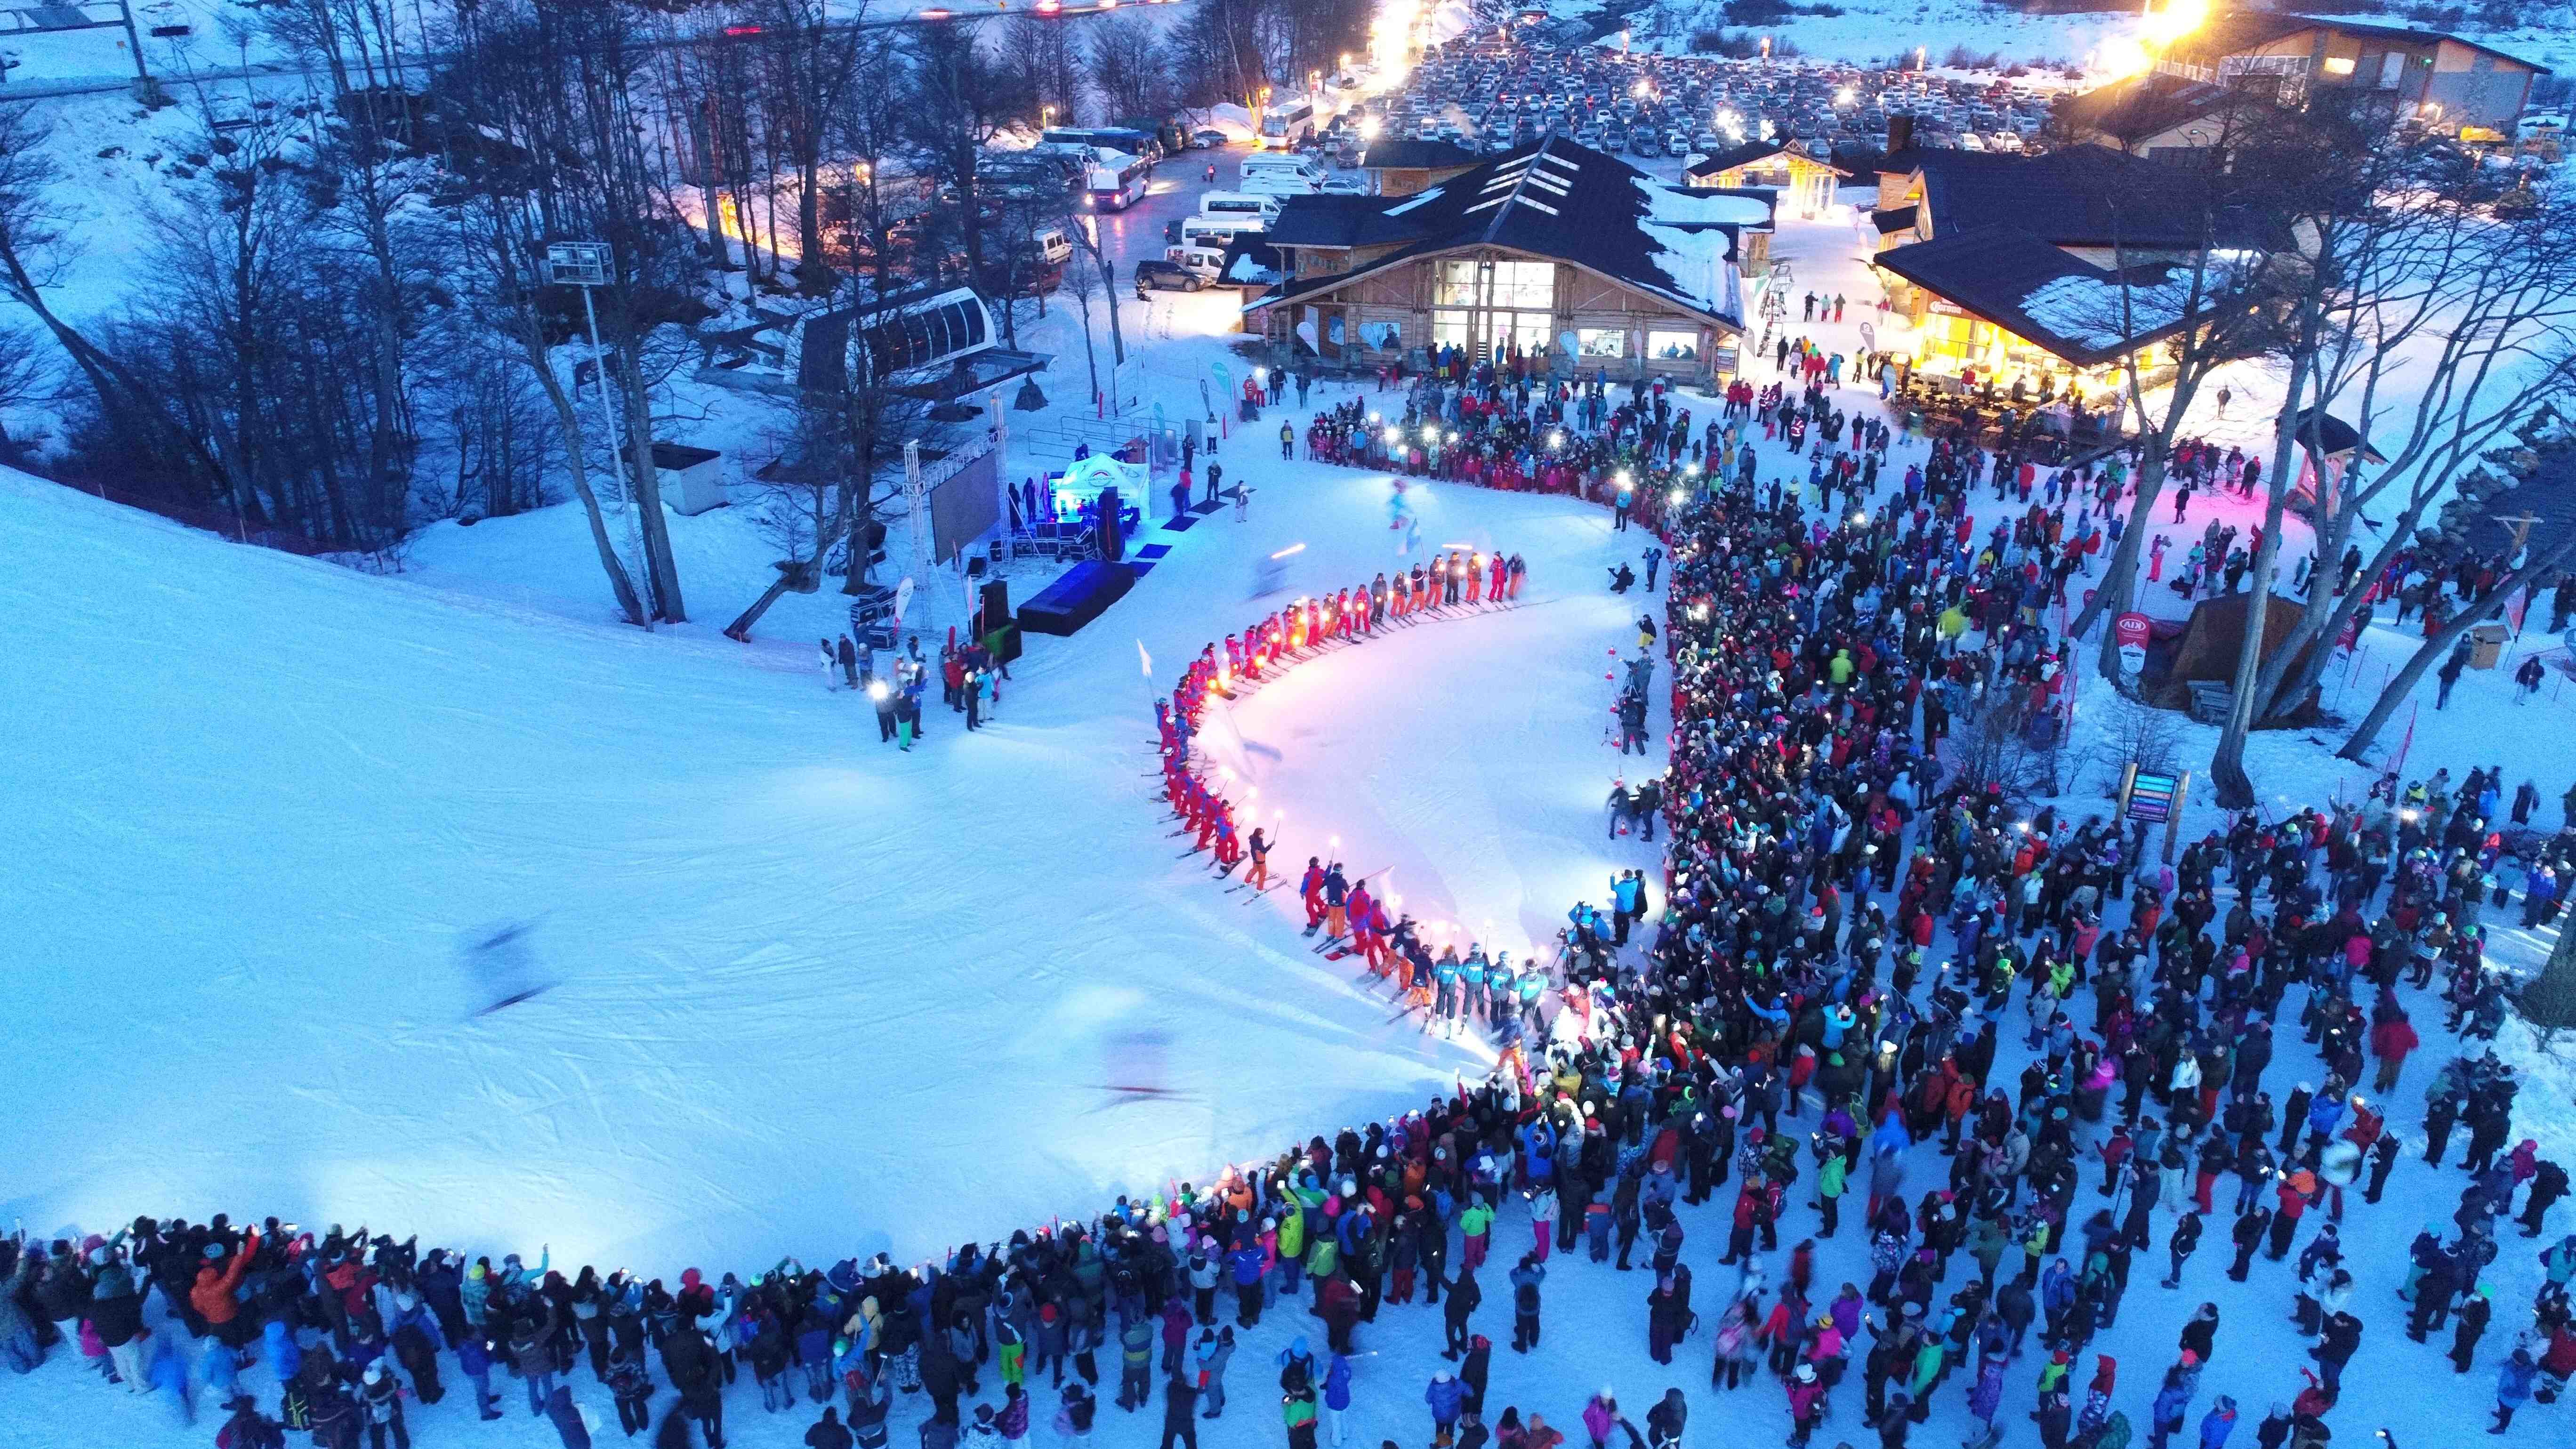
{"left": 1872, "top": 203, "right": 1918, "bottom": 235}
{"left": 1358, "top": 137, "right": 1483, "bottom": 171}
{"left": 1262, "top": 193, "right": 1428, "bottom": 250}
{"left": 1910, "top": 144, "right": 2263, "bottom": 250}
{"left": 1248, "top": 135, "right": 1754, "bottom": 329}
{"left": 1872, "top": 225, "right": 2216, "bottom": 367}
{"left": 2058, "top": 72, "right": 2267, "bottom": 147}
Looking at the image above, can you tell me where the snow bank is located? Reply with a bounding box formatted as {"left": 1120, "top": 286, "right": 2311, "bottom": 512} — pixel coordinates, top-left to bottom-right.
{"left": 0, "top": 451, "right": 1656, "bottom": 1274}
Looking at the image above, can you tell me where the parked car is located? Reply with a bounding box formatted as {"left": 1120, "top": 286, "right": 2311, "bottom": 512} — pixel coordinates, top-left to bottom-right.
{"left": 1135, "top": 258, "right": 1211, "bottom": 296}
{"left": 1191, "top": 129, "right": 1230, "bottom": 149}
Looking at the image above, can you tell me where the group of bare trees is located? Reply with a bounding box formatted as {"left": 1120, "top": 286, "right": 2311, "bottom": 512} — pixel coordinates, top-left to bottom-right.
{"left": 0, "top": 0, "right": 1374, "bottom": 623}
{"left": 2069, "top": 100, "right": 2576, "bottom": 805}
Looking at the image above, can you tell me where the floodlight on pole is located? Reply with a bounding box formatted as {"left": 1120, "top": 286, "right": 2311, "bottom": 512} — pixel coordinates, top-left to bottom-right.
{"left": 547, "top": 241, "right": 644, "bottom": 622}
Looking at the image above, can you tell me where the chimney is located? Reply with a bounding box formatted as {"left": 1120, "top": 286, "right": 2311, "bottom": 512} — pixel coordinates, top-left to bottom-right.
{"left": 1886, "top": 113, "right": 1915, "bottom": 156}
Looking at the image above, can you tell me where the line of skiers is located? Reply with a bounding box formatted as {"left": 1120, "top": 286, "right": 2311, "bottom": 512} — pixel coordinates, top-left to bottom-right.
{"left": 1148, "top": 547, "right": 1529, "bottom": 893}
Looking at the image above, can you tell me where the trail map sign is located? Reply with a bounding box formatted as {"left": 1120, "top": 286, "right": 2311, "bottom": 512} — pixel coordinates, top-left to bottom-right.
{"left": 2126, "top": 770, "right": 2178, "bottom": 823}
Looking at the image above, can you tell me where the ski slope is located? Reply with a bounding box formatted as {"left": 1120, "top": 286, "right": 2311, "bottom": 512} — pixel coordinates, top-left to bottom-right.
{"left": 0, "top": 457, "right": 1661, "bottom": 1272}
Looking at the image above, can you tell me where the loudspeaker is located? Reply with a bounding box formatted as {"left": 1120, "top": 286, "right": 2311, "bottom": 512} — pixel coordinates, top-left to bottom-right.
{"left": 980, "top": 580, "right": 1012, "bottom": 628}
{"left": 1098, "top": 486, "right": 1125, "bottom": 563}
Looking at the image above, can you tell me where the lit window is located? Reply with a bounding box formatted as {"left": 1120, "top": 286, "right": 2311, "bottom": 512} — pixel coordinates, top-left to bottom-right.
{"left": 1435, "top": 260, "right": 1477, "bottom": 306}
{"left": 1577, "top": 328, "right": 1626, "bottom": 357}
{"left": 1645, "top": 329, "right": 1701, "bottom": 361}
{"left": 1491, "top": 261, "right": 1555, "bottom": 310}
{"left": 2321, "top": 56, "right": 2357, "bottom": 76}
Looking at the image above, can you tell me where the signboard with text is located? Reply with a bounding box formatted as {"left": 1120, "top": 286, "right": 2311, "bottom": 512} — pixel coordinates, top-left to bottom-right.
{"left": 2114, "top": 611, "right": 2152, "bottom": 682}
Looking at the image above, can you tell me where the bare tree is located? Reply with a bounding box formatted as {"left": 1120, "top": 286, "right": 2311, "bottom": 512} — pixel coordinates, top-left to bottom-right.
{"left": 0, "top": 319, "right": 56, "bottom": 467}
{"left": 1089, "top": 14, "right": 1170, "bottom": 123}
{"left": 2230, "top": 176, "right": 2576, "bottom": 740}
{"left": 823, "top": 28, "right": 915, "bottom": 296}
{"left": 2063, "top": 114, "right": 2297, "bottom": 674}
{"left": 436, "top": 0, "right": 664, "bottom": 624}
{"left": 904, "top": 20, "right": 1036, "bottom": 286}
{"left": 0, "top": 104, "right": 204, "bottom": 478}
{"left": 999, "top": 15, "right": 1083, "bottom": 127}
{"left": 2338, "top": 525, "right": 2576, "bottom": 761}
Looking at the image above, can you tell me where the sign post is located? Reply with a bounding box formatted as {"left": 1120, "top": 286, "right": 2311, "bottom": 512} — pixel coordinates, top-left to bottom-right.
{"left": 2124, "top": 767, "right": 2191, "bottom": 863}
{"left": 2113, "top": 611, "right": 2151, "bottom": 685}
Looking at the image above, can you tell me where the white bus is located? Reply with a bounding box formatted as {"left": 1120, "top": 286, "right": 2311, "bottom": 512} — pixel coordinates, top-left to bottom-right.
{"left": 1084, "top": 149, "right": 1150, "bottom": 211}
{"left": 1259, "top": 97, "right": 1315, "bottom": 149}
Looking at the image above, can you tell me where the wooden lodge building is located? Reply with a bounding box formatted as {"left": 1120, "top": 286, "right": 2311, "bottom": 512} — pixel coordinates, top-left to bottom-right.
{"left": 1244, "top": 136, "right": 1772, "bottom": 381}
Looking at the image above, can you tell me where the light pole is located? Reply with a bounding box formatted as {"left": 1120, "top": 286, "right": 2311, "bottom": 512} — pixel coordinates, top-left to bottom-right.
{"left": 547, "top": 240, "right": 646, "bottom": 623}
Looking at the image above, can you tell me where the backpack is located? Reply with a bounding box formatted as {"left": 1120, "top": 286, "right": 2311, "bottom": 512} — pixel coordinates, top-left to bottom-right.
{"left": 218, "top": 1418, "right": 282, "bottom": 1449}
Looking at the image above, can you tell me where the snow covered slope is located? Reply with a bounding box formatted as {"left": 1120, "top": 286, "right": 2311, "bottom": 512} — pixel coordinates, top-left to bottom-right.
{"left": 0, "top": 455, "right": 1658, "bottom": 1272}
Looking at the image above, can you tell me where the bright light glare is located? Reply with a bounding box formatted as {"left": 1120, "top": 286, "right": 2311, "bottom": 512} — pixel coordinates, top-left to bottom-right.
{"left": 1370, "top": 0, "right": 1420, "bottom": 89}
{"left": 2140, "top": 0, "right": 2208, "bottom": 47}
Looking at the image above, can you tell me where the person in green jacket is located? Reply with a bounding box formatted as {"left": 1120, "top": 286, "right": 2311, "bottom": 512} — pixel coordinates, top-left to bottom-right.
{"left": 1908, "top": 1336, "right": 1947, "bottom": 1411}
{"left": 1284, "top": 1386, "right": 1319, "bottom": 1449}
{"left": 1275, "top": 1212, "right": 1306, "bottom": 1299}
{"left": 1458, "top": 1197, "right": 1495, "bottom": 1272}
{"left": 1815, "top": 1151, "right": 1848, "bottom": 1238}
{"left": 1304, "top": 1232, "right": 1339, "bottom": 1304}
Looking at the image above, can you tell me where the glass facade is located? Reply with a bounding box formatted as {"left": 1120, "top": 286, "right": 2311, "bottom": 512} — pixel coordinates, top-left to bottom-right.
{"left": 1425, "top": 259, "right": 1560, "bottom": 356}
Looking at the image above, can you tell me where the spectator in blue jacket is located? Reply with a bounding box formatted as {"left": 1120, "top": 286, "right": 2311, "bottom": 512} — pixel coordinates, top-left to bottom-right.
{"left": 2198, "top": 1395, "right": 2238, "bottom": 1449}
{"left": 2494, "top": 1347, "right": 2537, "bottom": 1431}
{"left": 1425, "top": 1370, "right": 1466, "bottom": 1446}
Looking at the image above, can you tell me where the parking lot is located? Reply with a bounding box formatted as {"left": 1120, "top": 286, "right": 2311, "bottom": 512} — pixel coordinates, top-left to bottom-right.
{"left": 1303, "top": 26, "right": 2068, "bottom": 169}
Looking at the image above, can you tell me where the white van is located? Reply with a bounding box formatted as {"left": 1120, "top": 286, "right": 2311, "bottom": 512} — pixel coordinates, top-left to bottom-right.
{"left": 1168, "top": 216, "right": 1260, "bottom": 271}
{"left": 1240, "top": 153, "right": 1325, "bottom": 187}
{"left": 1237, "top": 171, "right": 1318, "bottom": 199}
{"left": 1031, "top": 226, "right": 1073, "bottom": 268}
{"left": 1199, "top": 190, "right": 1285, "bottom": 223}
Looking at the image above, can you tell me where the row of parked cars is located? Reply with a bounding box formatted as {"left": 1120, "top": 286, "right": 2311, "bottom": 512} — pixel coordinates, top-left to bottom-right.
{"left": 1342, "top": 24, "right": 2066, "bottom": 163}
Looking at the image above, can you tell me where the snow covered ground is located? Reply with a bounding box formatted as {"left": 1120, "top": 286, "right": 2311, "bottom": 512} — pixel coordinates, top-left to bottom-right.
{"left": 6, "top": 440, "right": 2572, "bottom": 1449}
{"left": 0, "top": 414, "right": 1672, "bottom": 1277}
{"left": 11, "top": 25, "right": 2576, "bottom": 1447}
